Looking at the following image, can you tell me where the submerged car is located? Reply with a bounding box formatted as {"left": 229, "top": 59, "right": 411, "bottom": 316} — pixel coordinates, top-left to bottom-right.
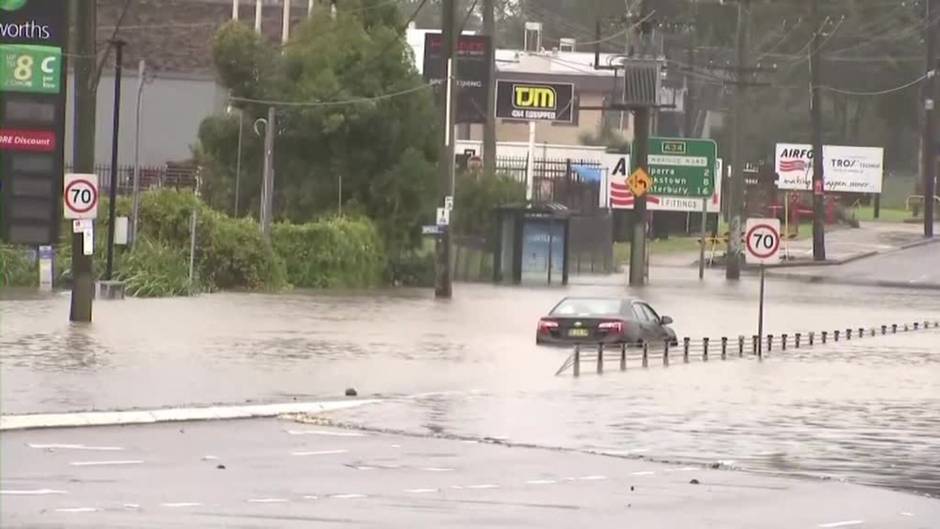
{"left": 536, "top": 296, "right": 677, "bottom": 346}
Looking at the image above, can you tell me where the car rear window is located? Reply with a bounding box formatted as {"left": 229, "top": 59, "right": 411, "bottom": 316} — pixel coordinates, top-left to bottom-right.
{"left": 551, "top": 298, "right": 621, "bottom": 316}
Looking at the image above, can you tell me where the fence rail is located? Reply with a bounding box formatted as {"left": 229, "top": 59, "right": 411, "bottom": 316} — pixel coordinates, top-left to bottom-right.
{"left": 65, "top": 163, "right": 197, "bottom": 196}
{"left": 555, "top": 320, "right": 940, "bottom": 376}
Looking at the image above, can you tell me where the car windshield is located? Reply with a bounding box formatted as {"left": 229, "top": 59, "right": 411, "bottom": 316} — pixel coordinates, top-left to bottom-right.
{"left": 551, "top": 298, "right": 621, "bottom": 316}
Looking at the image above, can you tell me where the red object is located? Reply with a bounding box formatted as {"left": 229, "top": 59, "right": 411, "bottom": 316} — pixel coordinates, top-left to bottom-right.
{"left": 537, "top": 319, "right": 559, "bottom": 334}
{"left": 0, "top": 129, "right": 56, "bottom": 152}
{"left": 64, "top": 178, "right": 99, "bottom": 214}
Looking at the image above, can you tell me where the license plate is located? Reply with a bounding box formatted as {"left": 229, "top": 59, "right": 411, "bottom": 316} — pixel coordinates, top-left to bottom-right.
{"left": 568, "top": 328, "right": 590, "bottom": 337}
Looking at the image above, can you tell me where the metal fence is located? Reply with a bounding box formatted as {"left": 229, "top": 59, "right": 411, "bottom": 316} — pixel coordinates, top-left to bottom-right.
{"left": 496, "top": 155, "right": 603, "bottom": 213}
{"left": 65, "top": 163, "right": 197, "bottom": 196}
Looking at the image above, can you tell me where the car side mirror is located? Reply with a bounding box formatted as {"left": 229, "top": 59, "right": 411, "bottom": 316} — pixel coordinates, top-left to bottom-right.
{"left": 660, "top": 315, "right": 673, "bottom": 325}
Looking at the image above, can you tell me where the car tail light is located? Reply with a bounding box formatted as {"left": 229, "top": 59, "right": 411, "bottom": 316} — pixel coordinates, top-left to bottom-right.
{"left": 538, "top": 319, "right": 559, "bottom": 334}
{"left": 598, "top": 321, "right": 624, "bottom": 334}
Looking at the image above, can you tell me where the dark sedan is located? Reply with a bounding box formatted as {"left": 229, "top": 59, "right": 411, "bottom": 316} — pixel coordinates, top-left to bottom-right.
{"left": 536, "top": 297, "right": 677, "bottom": 346}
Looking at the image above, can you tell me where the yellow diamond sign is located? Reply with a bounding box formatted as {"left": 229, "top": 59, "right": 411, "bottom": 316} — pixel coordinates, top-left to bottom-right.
{"left": 627, "top": 168, "right": 653, "bottom": 197}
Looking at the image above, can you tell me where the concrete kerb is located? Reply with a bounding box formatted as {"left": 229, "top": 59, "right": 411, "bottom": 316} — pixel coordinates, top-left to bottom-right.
{"left": 0, "top": 399, "right": 381, "bottom": 431}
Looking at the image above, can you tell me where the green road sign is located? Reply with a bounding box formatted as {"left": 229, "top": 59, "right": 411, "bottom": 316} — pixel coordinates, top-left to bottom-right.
{"left": 636, "top": 137, "right": 717, "bottom": 198}
{"left": 0, "top": 44, "right": 61, "bottom": 94}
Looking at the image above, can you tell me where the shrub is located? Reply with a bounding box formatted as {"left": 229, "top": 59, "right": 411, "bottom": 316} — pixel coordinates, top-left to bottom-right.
{"left": 0, "top": 246, "right": 37, "bottom": 287}
{"left": 116, "top": 238, "right": 194, "bottom": 297}
{"left": 272, "top": 216, "right": 385, "bottom": 288}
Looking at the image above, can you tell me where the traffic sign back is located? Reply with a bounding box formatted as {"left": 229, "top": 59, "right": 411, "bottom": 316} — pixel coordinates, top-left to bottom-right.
{"left": 745, "top": 218, "right": 781, "bottom": 265}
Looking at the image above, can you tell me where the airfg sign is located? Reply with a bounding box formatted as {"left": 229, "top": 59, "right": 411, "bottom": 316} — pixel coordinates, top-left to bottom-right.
{"left": 496, "top": 80, "right": 575, "bottom": 123}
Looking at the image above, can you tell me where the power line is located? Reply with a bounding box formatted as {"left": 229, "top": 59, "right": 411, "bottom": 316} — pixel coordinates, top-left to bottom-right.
{"left": 819, "top": 73, "right": 928, "bottom": 96}
{"left": 229, "top": 83, "right": 432, "bottom": 107}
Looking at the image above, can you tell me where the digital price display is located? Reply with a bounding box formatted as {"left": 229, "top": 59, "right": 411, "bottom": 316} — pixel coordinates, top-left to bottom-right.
{"left": 1, "top": 0, "right": 67, "bottom": 245}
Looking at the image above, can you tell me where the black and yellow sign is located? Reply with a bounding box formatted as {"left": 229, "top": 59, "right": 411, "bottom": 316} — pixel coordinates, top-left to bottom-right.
{"left": 495, "top": 80, "right": 575, "bottom": 123}
{"left": 627, "top": 168, "right": 653, "bottom": 197}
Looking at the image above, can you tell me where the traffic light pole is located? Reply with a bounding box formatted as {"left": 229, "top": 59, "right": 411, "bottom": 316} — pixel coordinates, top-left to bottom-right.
{"left": 70, "top": 0, "right": 96, "bottom": 322}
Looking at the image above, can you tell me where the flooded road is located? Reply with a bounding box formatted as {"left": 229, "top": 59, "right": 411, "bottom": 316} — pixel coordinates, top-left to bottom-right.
{"left": 2, "top": 270, "right": 939, "bottom": 495}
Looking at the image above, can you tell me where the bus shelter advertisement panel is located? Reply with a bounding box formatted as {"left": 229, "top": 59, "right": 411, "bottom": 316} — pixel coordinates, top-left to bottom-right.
{"left": 775, "top": 143, "right": 884, "bottom": 194}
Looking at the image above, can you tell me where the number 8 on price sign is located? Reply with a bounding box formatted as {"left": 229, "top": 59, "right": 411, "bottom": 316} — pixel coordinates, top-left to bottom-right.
{"left": 63, "top": 173, "right": 99, "bottom": 220}
{"left": 745, "top": 218, "right": 781, "bottom": 265}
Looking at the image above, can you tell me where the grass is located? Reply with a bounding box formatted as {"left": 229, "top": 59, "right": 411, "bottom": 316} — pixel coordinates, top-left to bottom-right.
{"left": 851, "top": 205, "right": 913, "bottom": 223}
{"left": 613, "top": 237, "right": 705, "bottom": 265}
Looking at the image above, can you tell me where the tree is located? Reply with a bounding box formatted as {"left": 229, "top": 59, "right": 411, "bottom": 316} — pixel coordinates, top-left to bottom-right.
{"left": 196, "top": 0, "right": 441, "bottom": 256}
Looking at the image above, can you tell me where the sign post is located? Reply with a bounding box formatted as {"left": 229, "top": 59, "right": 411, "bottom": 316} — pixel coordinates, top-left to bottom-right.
{"left": 745, "top": 218, "right": 782, "bottom": 358}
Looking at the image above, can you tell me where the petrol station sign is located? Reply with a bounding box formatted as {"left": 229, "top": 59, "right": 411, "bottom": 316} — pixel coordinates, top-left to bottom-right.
{"left": 0, "top": 0, "right": 67, "bottom": 245}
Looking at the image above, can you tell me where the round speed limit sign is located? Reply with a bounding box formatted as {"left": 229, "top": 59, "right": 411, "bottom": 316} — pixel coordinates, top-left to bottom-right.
{"left": 64, "top": 173, "right": 100, "bottom": 219}
{"left": 745, "top": 218, "right": 781, "bottom": 265}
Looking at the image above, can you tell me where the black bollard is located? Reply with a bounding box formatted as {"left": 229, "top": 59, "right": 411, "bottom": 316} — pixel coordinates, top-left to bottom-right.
{"left": 642, "top": 342, "right": 649, "bottom": 368}
{"left": 703, "top": 338, "right": 709, "bottom": 361}
{"left": 620, "top": 343, "right": 627, "bottom": 371}
{"left": 904, "top": 324, "right": 909, "bottom": 332}
{"left": 752, "top": 335, "right": 759, "bottom": 355}
{"left": 795, "top": 333, "right": 802, "bottom": 348}
{"left": 597, "top": 344, "right": 604, "bottom": 374}
{"left": 846, "top": 329, "right": 852, "bottom": 341}
{"left": 721, "top": 337, "right": 728, "bottom": 360}
{"left": 914, "top": 322, "right": 920, "bottom": 331}
{"left": 809, "top": 332, "right": 815, "bottom": 345}
{"left": 892, "top": 324, "right": 897, "bottom": 334}
{"left": 834, "top": 330, "right": 840, "bottom": 342}
{"left": 573, "top": 345, "right": 580, "bottom": 377}
{"left": 663, "top": 340, "right": 670, "bottom": 366}
{"left": 881, "top": 325, "right": 887, "bottom": 335}
{"left": 766, "top": 334, "right": 773, "bottom": 353}
{"left": 822, "top": 331, "right": 828, "bottom": 344}
{"left": 782, "top": 334, "right": 788, "bottom": 350}
{"left": 738, "top": 336, "right": 745, "bottom": 357}
{"left": 683, "top": 338, "right": 690, "bottom": 363}
{"left": 870, "top": 328, "right": 875, "bottom": 337}
{"left": 860, "top": 327, "right": 865, "bottom": 338}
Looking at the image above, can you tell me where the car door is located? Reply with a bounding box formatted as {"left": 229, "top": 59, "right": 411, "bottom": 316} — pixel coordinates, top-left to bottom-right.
{"left": 630, "top": 302, "right": 658, "bottom": 343}
{"left": 639, "top": 303, "right": 670, "bottom": 341}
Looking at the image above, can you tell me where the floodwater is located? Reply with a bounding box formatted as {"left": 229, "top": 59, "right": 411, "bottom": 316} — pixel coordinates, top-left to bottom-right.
{"left": 2, "top": 270, "right": 939, "bottom": 495}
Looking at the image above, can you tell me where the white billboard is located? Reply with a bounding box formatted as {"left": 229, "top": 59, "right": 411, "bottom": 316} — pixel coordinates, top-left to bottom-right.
{"left": 603, "top": 154, "right": 723, "bottom": 213}
{"left": 775, "top": 143, "right": 884, "bottom": 194}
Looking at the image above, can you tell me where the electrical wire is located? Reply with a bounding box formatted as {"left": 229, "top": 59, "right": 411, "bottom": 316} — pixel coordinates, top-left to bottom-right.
{"left": 819, "top": 73, "right": 928, "bottom": 96}
{"left": 229, "top": 83, "right": 432, "bottom": 107}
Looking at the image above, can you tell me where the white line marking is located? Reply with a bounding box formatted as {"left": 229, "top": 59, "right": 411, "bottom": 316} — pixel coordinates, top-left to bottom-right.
{"left": 900, "top": 512, "right": 914, "bottom": 517}
{"left": 664, "top": 467, "right": 697, "bottom": 473}
{"left": 331, "top": 493, "right": 367, "bottom": 499}
{"left": 818, "top": 521, "right": 864, "bottom": 528}
{"left": 578, "top": 475, "right": 608, "bottom": 481}
{"left": 404, "top": 488, "right": 437, "bottom": 493}
{"left": 560, "top": 477, "right": 577, "bottom": 481}
{"left": 449, "top": 485, "right": 464, "bottom": 490}
{"left": 1, "top": 489, "right": 67, "bottom": 495}
{"left": 287, "top": 430, "right": 365, "bottom": 437}
{"left": 352, "top": 465, "right": 377, "bottom": 471}
{"left": 466, "top": 484, "right": 499, "bottom": 489}
{"left": 28, "top": 443, "right": 123, "bottom": 451}
{"left": 302, "top": 495, "right": 319, "bottom": 500}
{"left": 69, "top": 460, "right": 143, "bottom": 467}
{"left": 248, "top": 498, "right": 288, "bottom": 503}
{"left": 123, "top": 503, "right": 140, "bottom": 509}
{"left": 421, "top": 467, "right": 455, "bottom": 472}
{"left": 291, "top": 450, "right": 348, "bottom": 456}
{"left": 202, "top": 455, "right": 219, "bottom": 461}
{"left": 161, "top": 502, "right": 203, "bottom": 508}
{"left": 630, "top": 471, "right": 655, "bottom": 476}
{"left": 525, "top": 479, "right": 556, "bottom": 485}
{"left": 390, "top": 444, "right": 402, "bottom": 448}
{"left": 55, "top": 507, "right": 98, "bottom": 513}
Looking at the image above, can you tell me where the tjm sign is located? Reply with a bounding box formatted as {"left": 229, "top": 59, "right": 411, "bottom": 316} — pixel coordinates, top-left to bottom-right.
{"left": 496, "top": 80, "right": 575, "bottom": 123}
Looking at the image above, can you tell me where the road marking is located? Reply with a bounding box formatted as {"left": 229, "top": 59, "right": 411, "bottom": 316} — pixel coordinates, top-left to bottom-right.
{"left": 390, "top": 444, "right": 402, "bottom": 448}
{"left": 287, "top": 430, "right": 365, "bottom": 437}
{"left": 161, "top": 502, "right": 203, "bottom": 508}
{"left": 28, "top": 443, "right": 123, "bottom": 451}
{"left": 247, "top": 498, "right": 288, "bottom": 503}
{"left": 466, "top": 484, "right": 499, "bottom": 489}
{"left": 123, "top": 503, "right": 140, "bottom": 509}
{"left": 899, "top": 512, "right": 914, "bottom": 517}
{"left": 331, "top": 493, "right": 367, "bottom": 499}
{"left": 525, "top": 479, "right": 556, "bottom": 485}
{"left": 404, "top": 488, "right": 437, "bottom": 493}
{"left": 664, "top": 467, "right": 697, "bottom": 473}
{"left": 69, "top": 460, "right": 143, "bottom": 467}
{"left": 291, "top": 450, "right": 348, "bottom": 456}
{"left": 302, "top": 495, "right": 319, "bottom": 500}
{"left": 818, "top": 521, "right": 864, "bottom": 528}
{"left": 55, "top": 507, "right": 98, "bottom": 513}
{"left": 630, "top": 471, "right": 655, "bottom": 476}
{"left": 420, "top": 467, "right": 455, "bottom": 472}
{"left": 1, "top": 489, "right": 67, "bottom": 495}
{"left": 578, "top": 475, "right": 608, "bottom": 481}
{"left": 352, "top": 465, "right": 377, "bottom": 471}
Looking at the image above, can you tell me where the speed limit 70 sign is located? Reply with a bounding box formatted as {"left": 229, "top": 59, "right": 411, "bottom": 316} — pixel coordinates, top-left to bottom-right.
{"left": 745, "top": 218, "right": 781, "bottom": 265}
{"left": 63, "top": 173, "right": 99, "bottom": 220}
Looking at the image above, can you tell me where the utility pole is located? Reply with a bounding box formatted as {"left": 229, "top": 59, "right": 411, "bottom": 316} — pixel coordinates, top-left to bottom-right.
{"left": 627, "top": 0, "right": 651, "bottom": 287}
{"left": 282, "top": 0, "right": 291, "bottom": 44}
{"left": 683, "top": 8, "right": 696, "bottom": 138}
{"left": 436, "top": 0, "right": 457, "bottom": 298}
{"left": 261, "top": 106, "right": 276, "bottom": 241}
{"left": 924, "top": 0, "right": 937, "bottom": 238}
{"left": 726, "top": 0, "right": 750, "bottom": 280}
{"left": 105, "top": 40, "right": 125, "bottom": 281}
{"left": 131, "top": 59, "right": 145, "bottom": 247}
{"left": 482, "top": 0, "right": 497, "bottom": 177}
{"left": 70, "top": 0, "right": 96, "bottom": 322}
{"left": 809, "top": 0, "right": 826, "bottom": 260}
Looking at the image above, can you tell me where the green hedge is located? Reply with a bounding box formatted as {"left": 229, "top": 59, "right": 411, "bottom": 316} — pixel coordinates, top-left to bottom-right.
{"left": 0, "top": 246, "right": 37, "bottom": 287}
{"left": 272, "top": 217, "right": 385, "bottom": 288}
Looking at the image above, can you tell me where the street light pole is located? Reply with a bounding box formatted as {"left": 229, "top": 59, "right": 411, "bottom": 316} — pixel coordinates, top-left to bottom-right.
{"left": 105, "top": 39, "right": 126, "bottom": 280}
{"left": 131, "top": 59, "right": 145, "bottom": 247}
